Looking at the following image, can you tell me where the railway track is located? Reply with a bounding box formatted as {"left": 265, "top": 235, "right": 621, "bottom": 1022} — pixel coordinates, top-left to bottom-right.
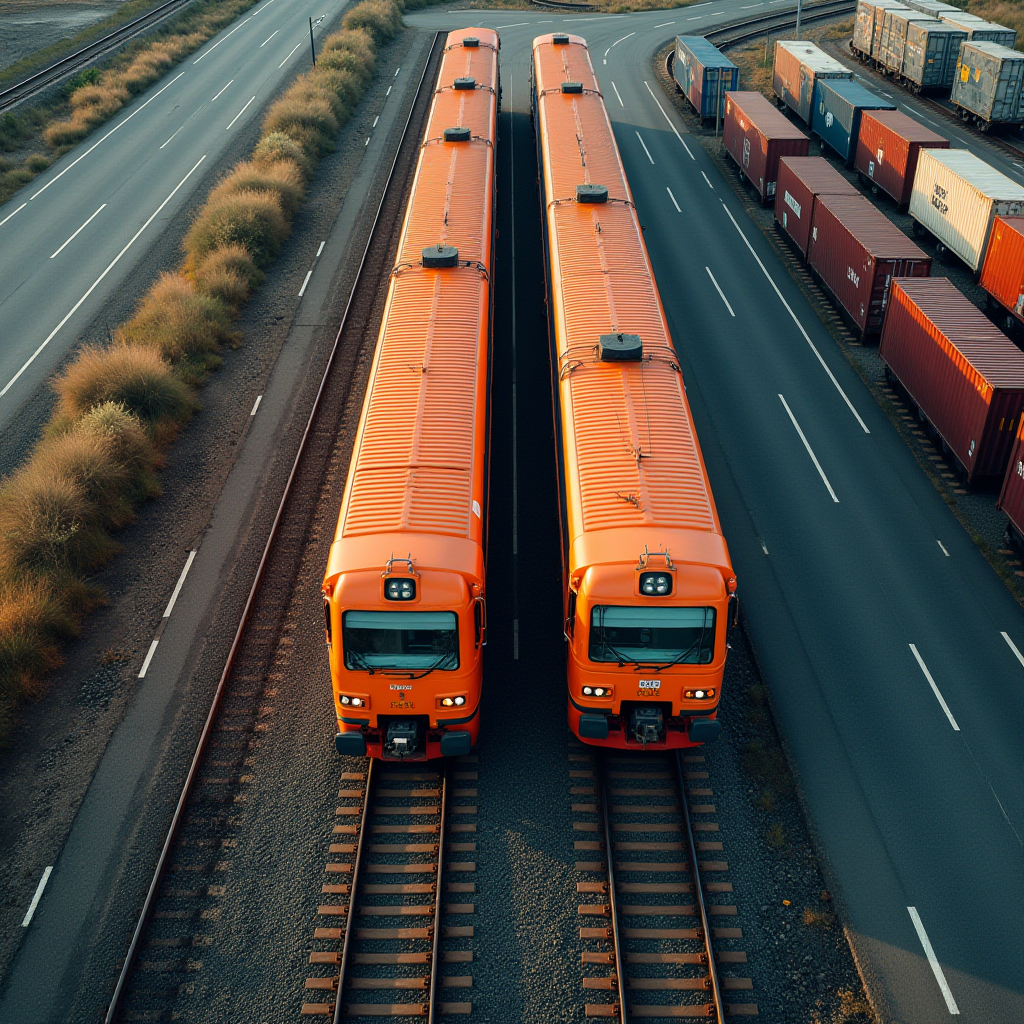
{"left": 705, "top": 0, "right": 855, "bottom": 50}
{"left": 300, "top": 759, "right": 479, "bottom": 1019}
{"left": 103, "top": 31, "right": 447, "bottom": 1024}
{"left": 571, "top": 744, "right": 756, "bottom": 1020}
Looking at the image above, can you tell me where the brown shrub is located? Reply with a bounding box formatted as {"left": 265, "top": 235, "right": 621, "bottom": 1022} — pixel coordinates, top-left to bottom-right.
{"left": 252, "top": 131, "right": 313, "bottom": 178}
{"left": 53, "top": 344, "right": 197, "bottom": 427}
{"left": 0, "top": 579, "right": 76, "bottom": 703}
{"left": 43, "top": 120, "right": 89, "bottom": 148}
{"left": 190, "top": 242, "right": 264, "bottom": 296}
{"left": 209, "top": 159, "right": 306, "bottom": 215}
{"left": 342, "top": 0, "right": 403, "bottom": 43}
{"left": 183, "top": 189, "right": 289, "bottom": 267}
{"left": 322, "top": 26, "right": 375, "bottom": 64}
{"left": 262, "top": 94, "right": 340, "bottom": 157}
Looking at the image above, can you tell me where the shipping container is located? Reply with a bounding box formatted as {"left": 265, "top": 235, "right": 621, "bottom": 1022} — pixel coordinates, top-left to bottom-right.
{"left": 775, "top": 156, "right": 861, "bottom": 256}
{"left": 951, "top": 41, "right": 1024, "bottom": 127}
{"left": 807, "top": 193, "right": 931, "bottom": 336}
{"left": 939, "top": 13, "right": 1017, "bottom": 47}
{"left": 997, "top": 417, "right": 1024, "bottom": 545}
{"left": 878, "top": 10, "right": 942, "bottom": 75}
{"left": 723, "top": 91, "right": 810, "bottom": 202}
{"left": 674, "top": 36, "right": 740, "bottom": 122}
{"left": 854, "top": 0, "right": 911, "bottom": 58}
{"left": 773, "top": 40, "right": 853, "bottom": 124}
{"left": 901, "top": 21, "right": 967, "bottom": 91}
{"left": 904, "top": 0, "right": 960, "bottom": 16}
{"left": 979, "top": 216, "right": 1024, "bottom": 328}
{"left": 909, "top": 148, "right": 1024, "bottom": 270}
{"left": 880, "top": 277, "right": 1024, "bottom": 481}
{"left": 812, "top": 78, "right": 895, "bottom": 164}
{"left": 855, "top": 109, "right": 948, "bottom": 207}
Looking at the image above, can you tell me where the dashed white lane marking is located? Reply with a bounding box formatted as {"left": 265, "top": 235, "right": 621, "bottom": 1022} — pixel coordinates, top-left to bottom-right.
{"left": 395, "top": 67, "right": 401, "bottom": 76}
{"left": 907, "top": 908, "right": 960, "bottom": 1014}
{"left": 611, "top": 31, "right": 635, "bottom": 47}
{"left": 761, "top": 540, "right": 769, "bottom": 555}
{"left": 909, "top": 644, "right": 959, "bottom": 731}
{"left": 316, "top": 240, "right": 326, "bottom": 258}
{"left": 226, "top": 96, "right": 256, "bottom": 130}
{"left": 386, "top": 85, "right": 391, "bottom": 96}
{"left": 21, "top": 867, "right": 52, "bottom": 928}
{"left": 611, "top": 81, "right": 624, "bottom": 106}
{"left": 666, "top": 187, "right": 681, "bottom": 212}
{"left": 260, "top": 29, "right": 278, "bottom": 46}
{"left": 701, "top": 170, "right": 714, "bottom": 189}
{"left": 250, "top": 394, "right": 263, "bottom": 416}
{"left": 159, "top": 124, "right": 184, "bottom": 149}
{"left": 278, "top": 41, "right": 303, "bottom": 68}
{"left": 211, "top": 78, "right": 234, "bottom": 101}
{"left": 706, "top": 266, "right": 735, "bottom": 316}
{"left": 644, "top": 81, "right": 694, "bottom": 160}
{"left": 50, "top": 204, "right": 106, "bottom": 259}
{"left": 937, "top": 539, "right": 949, "bottom": 556}
{"left": 495, "top": 21, "right": 528, "bottom": 27}
{"left": 721, "top": 200, "right": 870, "bottom": 434}
{"left": 2, "top": 156, "right": 206, "bottom": 400}
{"left": 298, "top": 270, "right": 313, "bottom": 296}
{"left": 193, "top": 20, "right": 246, "bottom": 64}
{"left": 373, "top": 115, "right": 379, "bottom": 128}
{"left": 299, "top": 240, "right": 327, "bottom": 296}
{"left": 140, "top": 550, "right": 198, "bottom": 678}
{"left": 779, "top": 394, "right": 839, "bottom": 503}
{"left": 138, "top": 639, "right": 159, "bottom": 679}
{"left": 654, "top": 20, "right": 676, "bottom": 27}
{"left": 0, "top": 202, "right": 26, "bottom": 228}
{"left": 1001, "top": 631, "right": 1024, "bottom": 667}
{"left": 636, "top": 131, "right": 655, "bottom": 164}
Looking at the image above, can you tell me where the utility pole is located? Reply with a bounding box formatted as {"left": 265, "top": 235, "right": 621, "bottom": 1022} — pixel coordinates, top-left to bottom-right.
{"left": 796, "top": 0, "right": 803, "bottom": 39}
{"left": 309, "top": 16, "right": 316, "bottom": 66}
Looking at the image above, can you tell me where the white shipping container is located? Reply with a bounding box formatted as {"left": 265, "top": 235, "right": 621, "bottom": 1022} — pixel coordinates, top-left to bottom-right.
{"left": 909, "top": 148, "right": 1024, "bottom": 270}
{"left": 939, "top": 13, "right": 1017, "bottom": 47}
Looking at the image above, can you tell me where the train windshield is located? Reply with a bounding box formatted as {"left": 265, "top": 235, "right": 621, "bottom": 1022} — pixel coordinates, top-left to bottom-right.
{"left": 342, "top": 611, "right": 459, "bottom": 671}
{"left": 589, "top": 606, "right": 715, "bottom": 665}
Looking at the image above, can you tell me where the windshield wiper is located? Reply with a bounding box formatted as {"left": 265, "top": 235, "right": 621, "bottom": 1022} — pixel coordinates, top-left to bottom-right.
{"left": 385, "top": 636, "right": 458, "bottom": 680}
{"left": 649, "top": 622, "right": 708, "bottom": 673}
{"left": 346, "top": 649, "right": 376, "bottom": 675}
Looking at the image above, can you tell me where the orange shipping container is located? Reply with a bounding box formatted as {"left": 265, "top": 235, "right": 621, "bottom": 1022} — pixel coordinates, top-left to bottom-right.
{"left": 854, "top": 109, "right": 949, "bottom": 208}
{"left": 723, "top": 91, "right": 809, "bottom": 203}
{"left": 979, "top": 215, "right": 1024, "bottom": 327}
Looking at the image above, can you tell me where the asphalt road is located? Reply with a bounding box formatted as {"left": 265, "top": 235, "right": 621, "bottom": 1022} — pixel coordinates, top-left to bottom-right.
{"left": 406, "top": 5, "right": 1024, "bottom": 1022}
{"left": 0, "top": 0, "right": 350, "bottom": 439}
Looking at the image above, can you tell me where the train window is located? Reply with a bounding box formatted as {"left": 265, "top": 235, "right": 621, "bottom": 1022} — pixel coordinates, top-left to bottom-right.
{"left": 589, "top": 606, "right": 715, "bottom": 666}
{"left": 342, "top": 611, "right": 459, "bottom": 672}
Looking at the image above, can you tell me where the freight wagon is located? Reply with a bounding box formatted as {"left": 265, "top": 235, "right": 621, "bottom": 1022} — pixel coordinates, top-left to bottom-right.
{"left": 909, "top": 148, "right": 1024, "bottom": 271}
{"left": 951, "top": 41, "right": 1024, "bottom": 129}
{"left": 853, "top": 0, "right": 911, "bottom": 61}
{"left": 880, "top": 277, "right": 1024, "bottom": 482}
{"left": 806, "top": 193, "right": 931, "bottom": 337}
{"left": 997, "top": 418, "right": 1024, "bottom": 548}
{"left": 674, "top": 36, "right": 739, "bottom": 122}
{"left": 877, "top": 10, "right": 943, "bottom": 78}
{"left": 724, "top": 91, "right": 810, "bottom": 202}
{"left": 855, "top": 109, "right": 948, "bottom": 207}
{"left": 811, "top": 78, "right": 894, "bottom": 164}
{"left": 939, "top": 12, "right": 1017, "bottom": 48}
{"left": 775, "top": 156, "right": 860, "bottom": 256}
{"left": 979, "top": 216, "right": 1024, "bottom": 330}
{"left": 773, "top": 40, "right": 852, "bottom": 123}
{"left": 900, "top": 20, "right": 968, "bottom": 90}
{"left": 904, "top": 0, "right": 960, "bottom": 16}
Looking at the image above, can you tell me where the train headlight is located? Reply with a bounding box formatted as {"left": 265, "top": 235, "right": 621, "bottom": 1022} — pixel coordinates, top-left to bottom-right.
{"left": 351, "top": 697, "right": 363, "bottom": 707}
{"left": 340, "top": 694, "right": 369, "bottom": 708}
{"left": 583, "top": 686, "right": 593, "bottom": 695}
{"left": 684, "top": 688, "right": 715, "bottom": 699}
{"left": 385, "top": 578, "right": 416, "bottom": 601}
{"left": 454, "top": 696, "right": 465, "bottom": 706}
{"left": 438, "top": 694, "right": 468, "bottom": 709}
{"left": 582, "top": 686, "right": 612, "bottom": 698}
{"left": 341, "top": 695, "right": 350, "bottom": 705}
{"left": 639, "top": 571, "right": 672, "bottom": 596}
{"left": 442, "top": 697, "right": 454, "bottom": 707}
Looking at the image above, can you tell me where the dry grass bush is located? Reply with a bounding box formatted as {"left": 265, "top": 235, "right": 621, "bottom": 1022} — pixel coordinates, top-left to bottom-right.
{"left": 209, "top": 159, "right": 306, "bottom": 215}
{"left": 184, "top": 189, "right": 289, "bottom": 268}
{"left": 78, "top": 402, "right": 161, "bottom": 503}
{"left": 262, "top": 94, "right": 340, "bottom": 158}
{"left": 0, "top": 579, "right": 77, "bottom": 700}
{"left": 252, "top": 131, "right": 314, "bottom": 179}
{"left": 342, "top": 0, "right": 403, "bottom": 43}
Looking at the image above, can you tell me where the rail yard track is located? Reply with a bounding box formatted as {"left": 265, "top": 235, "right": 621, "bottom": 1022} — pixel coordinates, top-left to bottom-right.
{"left": 705, "top": 0, "right": 855, "bottom": 50}
{"left": 570, "top": 744, "right": 756, "bottom": 1020}
{"left": 102, "top": 31, "right": 446, "bottom": 1024}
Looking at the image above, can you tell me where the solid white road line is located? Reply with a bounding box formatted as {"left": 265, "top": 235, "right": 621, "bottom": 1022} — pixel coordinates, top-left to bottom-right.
{"left": 159, "top": 124, "right": 184, "bottom": 149}
{"left": 654, "top": 21, "right": 675, "bottom": 27}
{"left": 611, "top": 81, "right": 624, "bottom": 106}
{"left": 907, "top": 907, "right": 960, "bottom": 1014}
{"left": 298, "top": 269, "right": 313, "bottom": 296}
{"left": 163, "top": 550, "right": 197, "bottom": 619}
{"left": 193, "top": 20, "right": 246, "bottom": 63}
{"left": 226, "top": 96, "right": 256, "bottom": 130}
{"left": 1001, "top": 631, "right": 1024, "bottom": 667}
{"left": 2, "top": 155, "right": 207, "bottom": 400}
{"left": 260, "top": 29, "right": 278, "bottom": 46}
{"left": 611, "top": 31, "right": 635, "bottom": 47}
{"left": 936, "top": 539, "right": 949, "bottom": 556}
{"left": 278, "top": 41, "right": 303, "bottom": 68}
{"left": 496, "top": 21, "right": 529, "bottom": 28}
{"left": 31, "top": 71, "right": 185, "bottom": 201}
{"left": 779, "top": 394, "right": 839, "bottom": 502}
{"left": 211, "top": 79, "right": 234, "bottom": 101}
{"left": 21, "top": 867, "right": 52, "bottom": 928}
{"left": 138, "top": 639, "right": 159, "bottom": 679}
{"left": 666, "top": 187, "right": 681, "bottom": 212}
{"left": 721, "top": 201, "right": 871, "bottom": 434}
{"left": 50, "top": 204, "right": 106, "bottom": 259}
{"left": 706, "top": 267, "right": 735, "bottom": 316}
{"left": 909, "top": 644, "right": 960, "bottom": 731}
{"left": 0, "top": 202, "right": 26, "bottom": 228}
{"left": 636, "top": 131, "right": 655, "bottom": 164}
{"left": 250, "top": 394, "right": 263, "bottom": 416}
{"left": 644, "top": 81, "right": 694, "bottom": 160}
{"left": 701, "top": 170, "right": 714, "bottom": 189}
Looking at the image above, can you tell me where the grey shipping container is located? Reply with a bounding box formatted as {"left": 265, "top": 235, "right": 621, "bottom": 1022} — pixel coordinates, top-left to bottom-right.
{"left": 853, "top": 0, "right": 910, "bottom": 57}
{"left": 874, "top": 2, "right": 911, "bottom": 55}
{"left": 774, "top": 40, "right": 853, "bottom": 124}
{"left": 901, "top": 21, "right": 968, "bottom": 90}
{"left": 940, "top": 13, "right": 1017, "bottom": 48}
{"left": 812, "top": 78, "right": 894, "bottom": 164}
{"left": 904, "top": 0, "right": 959, "bottom": 15}
{"left": 674, "top": 36, "right": 739, "bottom": 121}
{"left": 951, "top": 41, "right": 1024, "bottom": 126}
{"left": 878, "top": 10, "right": 943, "bottom": 75}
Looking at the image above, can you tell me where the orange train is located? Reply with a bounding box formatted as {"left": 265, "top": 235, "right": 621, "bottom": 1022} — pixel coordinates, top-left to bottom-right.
{"left": 321, "top": 28, "right": 498, "bottom": 760}
{"left": 532, "top": 33, "right": 737, "bottom": 749}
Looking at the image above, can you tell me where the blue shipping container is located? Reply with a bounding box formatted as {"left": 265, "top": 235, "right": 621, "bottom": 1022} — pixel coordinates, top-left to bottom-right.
{"left": 674, "top": 36, "right": 739, "bottom": 121}
{"left": 812, "top": 78, "right": 895, "bottom": 164}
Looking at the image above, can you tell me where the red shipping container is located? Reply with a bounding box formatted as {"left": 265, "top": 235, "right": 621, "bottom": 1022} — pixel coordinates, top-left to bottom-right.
{"left": 854, "top": 109, "right": 949, "bottom": 208}
{"left": 806, "top": 193, "right": 931, "bottom": 337}
{"left": 979, "top": 216, "right": 1024, "bottom": 327}
{"left": 880, "top": 277, "right": 1024, "bottom": 481}
{"left": 998, "top": 416, "right": 1024, "bottom": 544}
{"left": 723, "top": 91, "right": 809, "bottom": 203}
{"left": 775, "top": 156, "right": 860, "bottom": 258}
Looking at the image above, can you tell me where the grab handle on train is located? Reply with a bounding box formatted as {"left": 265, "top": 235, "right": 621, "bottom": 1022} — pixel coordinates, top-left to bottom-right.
{"left": 729, "top": 593, "right": 740, "bottom": 630}
{"left": 474, "top": 597, "right": 487, "bottom": 648}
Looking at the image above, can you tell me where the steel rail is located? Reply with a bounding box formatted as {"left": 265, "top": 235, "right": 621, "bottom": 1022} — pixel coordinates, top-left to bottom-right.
{"left": 674, "top": 750, "right": 726, "bottom": 1021}
{"left": 597, "top": 755, "right": 630, "bottom": 1024}
{"left": 103, "top": 30, "right": 445, "bottom": 1024}
{"left": 704, "top": 0, "right": 856, "bottom": 48}
{"left": 530, "top": 0, "right": 595, "bottom": 10}
{"left": 426, "top": 762, "right": 450, "bottom": 1024}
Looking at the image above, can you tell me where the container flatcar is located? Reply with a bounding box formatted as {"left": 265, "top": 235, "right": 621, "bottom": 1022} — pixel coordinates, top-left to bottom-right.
{"left": 880, "top": 277, "right": 1024, "bottom": 482}
{"left": 979, "top": 216, "right": 1024, "bottom": 329}
{"left": 811, "top": 78, "right": 894, "bottom": 164}
{"left": 951, "top": 41, "right": 1024, "bottom": 129}
{"left": 853, "top": 0, "right": 910, "bottom": 61}
{"left": 322, "top": 28, "right": 499, "bottom": 760}
{"left": 674, "top": 36, "right": 739, "bottom": 122}
{"left": 901, "top": 20, "right": 967, "bottom": 91}
{"left": 877, "top": 10, "right": 943, "bottom": 77}
{"left": 854, "top": 108, "right": 948, "bottom": 207}
{"left": 774, "top": 40, "right": 853, "bottom": 123}
{"left": 532, "top": 32, "right": 736, "bottom": 750}
{"left": 775, "top": 156, "right": 860, "bottom": 257}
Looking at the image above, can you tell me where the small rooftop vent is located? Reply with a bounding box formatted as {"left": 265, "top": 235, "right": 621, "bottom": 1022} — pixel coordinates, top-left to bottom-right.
{"left": 462, "top": 36, "right": 479, "bottom": 47}
{"left": 422, "top": 244, "right": 459, "bottom": 268}
{"left": 552, "top": 33, "right": 570, "bottom": 45}
{"left": 599, "top": 333, "right": 643, "bottom": 361}
{"left": 444, "top": 126, "right": 471, "bottom": 142}
{"left": 576, "top": 183, "right": 608, "bottom": 204}
{"left": 454, "top": 77, "right": 476, "bottom": 90}
{"left": 561, "top": 81, "right": 583, "bottom": 94}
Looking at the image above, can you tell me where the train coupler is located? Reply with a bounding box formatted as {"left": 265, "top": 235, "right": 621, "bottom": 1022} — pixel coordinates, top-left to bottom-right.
{"left": 631, "top": 706, "right": 664, "bottom": 746}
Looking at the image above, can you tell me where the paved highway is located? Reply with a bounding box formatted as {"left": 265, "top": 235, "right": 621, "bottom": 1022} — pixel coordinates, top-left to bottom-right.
{"left": 0, "top": 0, "right": 349, "bottom": 439}
{"left": 407, "top": 4, "right": 1024, "bottom": 1021}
